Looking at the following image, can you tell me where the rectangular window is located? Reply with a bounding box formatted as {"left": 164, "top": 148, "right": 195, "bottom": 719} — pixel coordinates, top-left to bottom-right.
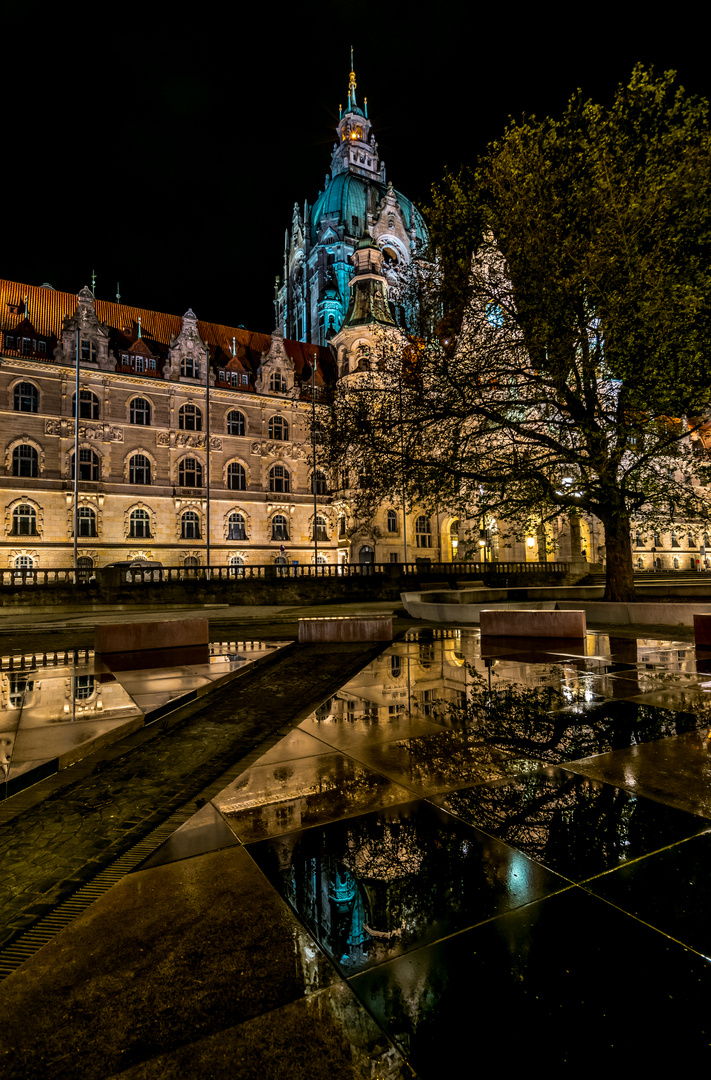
{"left": 135, "top": 357, "right": 144, "bottom": 373}
{"left": 38, "top": 341, "right": 46, "bottom": 353}
{"left": 149, "top": 358, "right": 156, "bottom": 369}
{"left": 22, "top": 337, "right": 31, "bottom": 354}
{"left": 232, "top": 373, "right": 240, "bottom": 386}
{"left": 242, "top": 374, "right": 248, "bottom": 385}
{"left": 389, "top": 553, "right": 398, "bottom": 563}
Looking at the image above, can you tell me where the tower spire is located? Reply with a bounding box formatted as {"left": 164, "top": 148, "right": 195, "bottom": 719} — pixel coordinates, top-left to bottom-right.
{"left": 348, "top": 46, "right": 357, "bottom": 110}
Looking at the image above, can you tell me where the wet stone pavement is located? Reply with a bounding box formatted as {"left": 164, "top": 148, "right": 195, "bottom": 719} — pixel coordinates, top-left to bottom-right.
{"left": 2, "top": 627, "right": 711, "bottom": 1075}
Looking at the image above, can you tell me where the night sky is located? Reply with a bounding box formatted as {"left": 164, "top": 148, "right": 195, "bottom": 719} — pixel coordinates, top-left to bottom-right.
{"left": 4, "top": 6, "right": 710, "bottom": 336}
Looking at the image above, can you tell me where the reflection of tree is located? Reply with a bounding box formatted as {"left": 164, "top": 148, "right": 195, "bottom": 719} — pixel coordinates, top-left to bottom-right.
{"left": 445, "top": 774, "right": 650, "bottom": 877}
{"left": 436, "top": 665, "right": 711, "bottom": 764}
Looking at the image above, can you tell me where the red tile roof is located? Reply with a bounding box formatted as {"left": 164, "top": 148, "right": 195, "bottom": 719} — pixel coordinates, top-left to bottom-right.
{"left": 0, "top": 279, "right": 334, "bottom": 383}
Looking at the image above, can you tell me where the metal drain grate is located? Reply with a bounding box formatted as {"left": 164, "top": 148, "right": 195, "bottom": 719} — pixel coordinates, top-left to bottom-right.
{"left": 0, "top": 813, "right": 194, "bottom": 979}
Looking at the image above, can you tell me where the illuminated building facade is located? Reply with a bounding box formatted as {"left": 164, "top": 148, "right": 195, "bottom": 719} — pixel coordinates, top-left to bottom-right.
{"left": 0, "top": 279, "right": 338, "bottom": 573}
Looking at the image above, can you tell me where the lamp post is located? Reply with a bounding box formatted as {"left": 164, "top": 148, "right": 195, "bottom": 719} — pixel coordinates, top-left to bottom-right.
{"left": 311, "top": 351, "right": 318, "bottom": 571}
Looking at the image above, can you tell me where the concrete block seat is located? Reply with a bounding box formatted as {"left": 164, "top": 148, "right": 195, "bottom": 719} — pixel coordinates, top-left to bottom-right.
{"left": 480, "top": 608, "right": 586, "bottom": 638}
{"left": 298, "top": 614, "right": 393, "bottom": 643}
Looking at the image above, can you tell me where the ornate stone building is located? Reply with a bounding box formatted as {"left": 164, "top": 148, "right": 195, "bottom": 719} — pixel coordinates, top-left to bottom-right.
{"left": 276, "top": 55, "right": 431, "bottom": 347}
{"left": 0, "top": 279, "right": 338, "bottom": 574}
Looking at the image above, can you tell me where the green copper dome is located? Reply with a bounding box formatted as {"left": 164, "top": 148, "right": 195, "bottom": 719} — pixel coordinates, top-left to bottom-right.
{"left": 310, "top": 173, "right": 429, "bottom": 251}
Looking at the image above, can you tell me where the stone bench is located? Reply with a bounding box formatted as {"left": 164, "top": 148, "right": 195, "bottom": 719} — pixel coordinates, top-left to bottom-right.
{"left": 693, "top": 613, "right": 711, "bottom": 647}
{"left": 298, "top": 614, "right": 393, "bottom": 643}
{"left": 480, "top": 608, "right": 586, "bottom": 638}
{"left": 95, "top": 618, "right": 210, "bottom": 670}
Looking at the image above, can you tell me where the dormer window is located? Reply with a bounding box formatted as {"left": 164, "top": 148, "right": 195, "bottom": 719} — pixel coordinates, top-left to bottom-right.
{"left": 181, "top": 355, "right": 200, "bottom": 379}
{"left": 269, "top": 372, "right": 287, "bottom": 394}
{"left": 80, "top": 339, "right": 98, "bottom": 363}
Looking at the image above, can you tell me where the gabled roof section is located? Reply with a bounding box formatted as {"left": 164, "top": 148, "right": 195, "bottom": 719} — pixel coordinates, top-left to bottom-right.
{"left": 0, "top": 278, "right": 334, "bottom": 385}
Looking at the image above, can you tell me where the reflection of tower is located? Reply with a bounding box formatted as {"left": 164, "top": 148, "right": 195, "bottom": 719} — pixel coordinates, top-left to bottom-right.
{"left": 328, "top": 865, "right": 369, "bottom": 958}
{"left": 277, "top": 53, "right": 430, "bottom": 346}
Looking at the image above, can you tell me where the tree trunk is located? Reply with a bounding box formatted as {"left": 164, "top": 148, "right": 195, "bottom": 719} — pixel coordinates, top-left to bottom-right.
{"left": 600, "top": 508, "right": 636, "bottom": 602}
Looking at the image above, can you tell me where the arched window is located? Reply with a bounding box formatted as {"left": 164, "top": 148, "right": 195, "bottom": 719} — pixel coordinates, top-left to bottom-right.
{"left": 270, "top": 372, "right": 287, "bottom": 393}
{"left": 13, "top": 445, "right": 39, "bottom": 477}
{"left": 228, "top": 512, "right": 246, "bottom": 540}
{"left": 179, "top": 458, "right": 203, "bottom": 487}
{"left": 268, "top": 415, "right": 289, "bottom": 441}
{"left": 179, "top": 404, "right": 202, "bottom": 431}
{"left": 74, "top": 675, "right": 95, "bottom": 700}
{"left": 181, "top": 355, "right": 200, "bottom": 379}
{"left": 13, "top": 554, "right": 34, "bottom": 581}
{"left": 71, "top": 448, "right": 100, "bottom": 481}
{"left": 387, "top": 510, "right": 397, "bottom": 533}
{"left": 181, "top": 511, "right": 200, "bottom": 539}
{"left": 227, "top": 462, "right": 246, "bottom": 490}
{"left": 227, "top": 410, "right": 245, "bottom": 436}
{"left": 129, "top": 454, "right": 151, "bottom": 484}
{"left": 311, "top": 469, "right": 327, "bottom": 495}
{"left": 77, "top": 506, "right": 97, "bottom": 537}
{"left": 312, "top": 514, "right": 328, "bottom": 541}
{"left": 415, "top": 516, "right": 432, "bottom": 548}
{"left": 72, "top": 390, "right": 100, "bottom": 419}
{"left": 14, "top": 382, "right": 38, "bottom": 413}
{"left": 673, "top": 556, "right": 680, "bottom": 569}
{"left": 271, "top": 514, "right": 289, "bottom": 540}
{"left": 129, "top": 508, "right": 151, "bottom": 538}
{"left": 11, "top": 504, "right": 37, "bottom": 535}
{"left": 229, "top": 555, "right": 245, "bottom": 577}
{"left": 129, "top": 397, "right": 151, "bottom": 425}
{"left": 338, "top": 515, "right": 346, "bottom": 538}
{"left": 269, "top": 464, "right": 290, "bottom": 493}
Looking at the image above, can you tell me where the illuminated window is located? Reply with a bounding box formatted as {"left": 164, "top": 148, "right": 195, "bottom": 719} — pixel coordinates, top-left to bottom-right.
{"left": 181, "top": 511, "right": 200, "bottom": 539}
{"left": 271, "top": 514, "right": 289, "bottom": 540}
{"left": 179, "top": 458, "right": 203, "bottom": 487}
{"left": 312, "top": 515, "right": 328, "bottom": 541}
{"left": 227, "top": 410, "right": 245, "bottom": 436}
{"left": 228, "top": 512, "right": 246, "bottom": 540}
{"left": 129, "top": 397, "right": 151, "bottom": 425}
{"left": 269, "top": 464, "right": 289, "bottom": 493}
{"left": 13, "top": 445, "right": 38, "bottom": 477}
{"left": 415, "top": 516, "right": 432, "bottom": 548}
{"left": 14, "top": 382, "right": 38, "bottom": 412}
{"left": 11, "top": 504, "right": 37, "bottom": 535}
{"left": 311, "top": 469, "right": 327, "bottom": 495}
{"left": 269, "top": 415, "right": 289, "bottom": 440}
{"left": 77, "top": 506, "right": 97, "bottom": 537}
{"left": 72, "top": 390, "right": 99, "bottom": 419}
{"left": 227, "top": 463, "right": 246, "bottom": 490}
{"left": 129, "top": 454, "right": 151, "bottom": 484}
{"left": 179, "top": 404, "right": 202, "bottom": 431}
{"left": 129, "top": 508, "right": 151, "bottom": 538}
{"left": 71, "top": 448, "right": 100, "bottom": 481}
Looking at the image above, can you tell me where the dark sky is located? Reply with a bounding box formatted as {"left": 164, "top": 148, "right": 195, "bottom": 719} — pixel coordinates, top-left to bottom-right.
{"left": 4, "top": 5, "right": 710, "bottom": 336}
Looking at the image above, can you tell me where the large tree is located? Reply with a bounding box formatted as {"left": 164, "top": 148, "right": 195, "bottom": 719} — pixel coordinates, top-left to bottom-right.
{"left": 326, "top": 67, "right": 711, "bottom": 601}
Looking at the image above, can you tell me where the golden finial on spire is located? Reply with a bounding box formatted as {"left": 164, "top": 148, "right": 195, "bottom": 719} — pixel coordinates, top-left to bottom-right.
{"left": 349, "top": 45, "right": 356, "bottom": 99}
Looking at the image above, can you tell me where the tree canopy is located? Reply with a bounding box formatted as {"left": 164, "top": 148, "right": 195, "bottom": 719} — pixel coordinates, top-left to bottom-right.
{"left": 325, "top": 66, "right": 711, "bottom": 601}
